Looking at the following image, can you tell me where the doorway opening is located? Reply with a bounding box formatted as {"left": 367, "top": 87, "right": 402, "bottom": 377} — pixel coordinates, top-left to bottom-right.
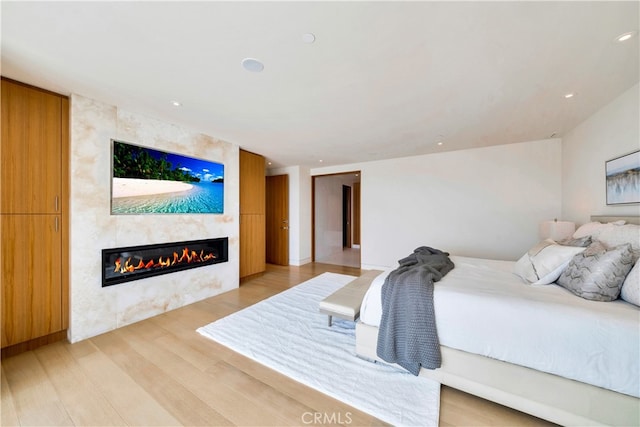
{"left": 312, "top": 172, "right": 361, "bottom": 268}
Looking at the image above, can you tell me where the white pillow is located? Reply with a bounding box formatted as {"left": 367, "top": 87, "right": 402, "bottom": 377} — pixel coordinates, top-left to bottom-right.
{"left": 573, "top": 222, "right": 611, "bottom": 239}
{"left": 596, "top": 224, "right": 640, "bottom": 259}
{"left": 514, "top": 239, "right": 586, "bottom": 285}
{"left": 572, "top": 220, "right": 628, "bottom": 238}
{"left": 620, "top": 259, "right": 639, "bottom": 307}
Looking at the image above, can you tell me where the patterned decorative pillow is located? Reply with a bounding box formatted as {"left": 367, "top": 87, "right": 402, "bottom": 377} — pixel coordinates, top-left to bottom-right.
{"left": 557, "top": 235, "right": 592, "bottom": 247}
{"left": 582, "top": 240, "right": 608, "bottom": 256}
{"left": 620, "top": 259, "right": 639, "bottom": 307}
{"left": 557, "top": 243, "right": 634, "bottom": 301}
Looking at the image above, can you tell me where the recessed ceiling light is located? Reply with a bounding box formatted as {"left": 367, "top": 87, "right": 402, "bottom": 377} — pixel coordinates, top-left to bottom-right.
{"left": 242, "top": 58, "right": 264, "bottom": 72}
{"left": 302, "top": 33, "right": 316, "bottom": 44}
{"left": 564, "top": 93, "right": 575, "bottom": 99}
{"left": 616, "top": 31, "right": 637, "bottom": 42}
{"left": 171, "top": 101, "right": 182, "bottom": 107}
{"left": 437, "top": 142, "right": 444, "bottom": 146}
{"left": 319, "top": 159, "right": 323, "bottom": 163}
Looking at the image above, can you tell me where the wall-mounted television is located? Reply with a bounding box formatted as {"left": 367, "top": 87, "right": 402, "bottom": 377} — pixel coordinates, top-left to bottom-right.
{"left": 111, "top": 140, "right": 224, "bottom": 214}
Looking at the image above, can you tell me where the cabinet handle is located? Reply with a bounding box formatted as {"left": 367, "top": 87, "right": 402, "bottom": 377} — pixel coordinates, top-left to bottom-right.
{"left": 55, "top": 217, "right": 59, "bottom": 232}
{"left": 55, "top": 196, "right": 59, "bottom": 212}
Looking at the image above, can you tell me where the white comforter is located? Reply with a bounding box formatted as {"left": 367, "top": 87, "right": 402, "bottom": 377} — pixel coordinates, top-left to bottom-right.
{"left": 360, "top": 256, "right": 640, "bottom": 398}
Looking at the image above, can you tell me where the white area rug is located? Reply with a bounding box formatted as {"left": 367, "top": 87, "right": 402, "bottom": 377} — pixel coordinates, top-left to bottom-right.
{"left": 197, "top": 272, "right": 440, "bottom": 426}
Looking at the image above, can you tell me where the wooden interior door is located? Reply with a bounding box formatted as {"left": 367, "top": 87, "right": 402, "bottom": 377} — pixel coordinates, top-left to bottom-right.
{"left": 1, "top": 215, "right": 62, "bottom": 347}
{"left": 342, "top": 185, "right": 352, "bottom": 248}
{"left": 266, "top": 175, "right": 289, "bottom": 265}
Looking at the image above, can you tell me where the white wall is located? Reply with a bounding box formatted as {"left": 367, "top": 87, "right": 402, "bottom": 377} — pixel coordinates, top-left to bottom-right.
{"left": 562, "top": 83, "right": 640, "bottom": 224}
{"left": 299, "top": 166, "right": 312, "bottom": 265}
{"left": 314, "top": 176, "right": 343, "bottom": 260}
{"left": 267, "top": 165, "right": 312, "bottom": 266}
{"left": 69, "top": 95, "right": 239, "bottom": 342}
{"left": 311, "top": 139, "right": 562, "bottom": 269}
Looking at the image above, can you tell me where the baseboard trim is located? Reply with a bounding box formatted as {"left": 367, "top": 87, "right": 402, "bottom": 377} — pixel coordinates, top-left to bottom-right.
{"left": 289, "top": 257, "right": 312, "bottom": 266}
{"left": 240, "top": 271, "right": 265, "bottom": 284}
{"left": 1, "top": 330, "right": 68, "bottom": 359}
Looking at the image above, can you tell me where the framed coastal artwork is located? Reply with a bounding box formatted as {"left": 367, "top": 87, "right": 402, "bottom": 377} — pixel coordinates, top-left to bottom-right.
{"left": 606, "top": 150, "right": 640, "bottom": 205}
{"left": 111, "top": 140, "right": 224, "bottom": 214}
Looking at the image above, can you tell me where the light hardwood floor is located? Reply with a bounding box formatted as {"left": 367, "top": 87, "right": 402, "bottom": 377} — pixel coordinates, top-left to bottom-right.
{"left": 1, "top": 263, "right": 555, "bottom": 426}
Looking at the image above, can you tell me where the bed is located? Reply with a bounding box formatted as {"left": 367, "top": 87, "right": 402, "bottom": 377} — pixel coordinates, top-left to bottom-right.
{"left": 355, "top": 215, "right": 640, "bottom": 426}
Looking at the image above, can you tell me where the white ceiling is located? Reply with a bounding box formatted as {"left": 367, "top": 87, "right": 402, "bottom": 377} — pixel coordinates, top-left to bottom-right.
{"left": 2, "top": 1, "right": 638, "bottom": 168}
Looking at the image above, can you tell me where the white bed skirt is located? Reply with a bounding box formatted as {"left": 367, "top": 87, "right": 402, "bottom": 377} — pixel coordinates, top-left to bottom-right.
{"left": 356, "top": 321, "right": 640, "bottom": 426}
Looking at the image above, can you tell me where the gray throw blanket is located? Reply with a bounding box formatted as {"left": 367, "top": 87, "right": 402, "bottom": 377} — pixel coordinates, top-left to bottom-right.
{"left": 376, "top": 246, "right": 455, "bottom": 376}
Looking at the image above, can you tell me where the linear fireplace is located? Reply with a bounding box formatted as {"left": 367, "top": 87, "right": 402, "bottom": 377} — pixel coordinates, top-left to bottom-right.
{"left": 102, "top": 237, "right": 228, "bottom": 287}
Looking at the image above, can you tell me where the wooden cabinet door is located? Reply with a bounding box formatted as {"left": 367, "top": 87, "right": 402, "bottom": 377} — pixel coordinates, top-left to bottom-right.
{"left": 1, "top": 79, "right": 62, "bottom": 214}
{"left": 239, "top": 150, "right": 265, "bottom": 215}
{"left": 1, "top": 215, "right": 63, "bottom": 347}
{"left": 239, "top": 214, "right": 266, "bottom": 278}
{"left": 239, "top": 149, "right": 266, "bottom": 278}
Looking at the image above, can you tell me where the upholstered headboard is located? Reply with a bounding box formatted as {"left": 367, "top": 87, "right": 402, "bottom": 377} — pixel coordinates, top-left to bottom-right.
{"left": 591, "top": 215, "right": 640, "bottom": 225}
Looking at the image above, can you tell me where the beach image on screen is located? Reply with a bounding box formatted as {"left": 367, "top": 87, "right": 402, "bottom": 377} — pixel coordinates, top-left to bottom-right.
{"left": 111, "top": 140, "right": 224, "bottom": 214}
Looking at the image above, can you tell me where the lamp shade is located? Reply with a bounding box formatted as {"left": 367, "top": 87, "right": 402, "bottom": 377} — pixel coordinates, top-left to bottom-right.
{"left": 539, "top": 220, "right": 576, "bottom": 241}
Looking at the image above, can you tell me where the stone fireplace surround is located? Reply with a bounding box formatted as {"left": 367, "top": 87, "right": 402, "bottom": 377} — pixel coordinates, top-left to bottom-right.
{"left": 69, "top": 94, "right": 239, "bottom": 343}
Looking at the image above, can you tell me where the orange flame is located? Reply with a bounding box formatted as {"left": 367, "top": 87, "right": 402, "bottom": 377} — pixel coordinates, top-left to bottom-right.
{"left": 112, "top": 246, "right": 217, "bottom": 275}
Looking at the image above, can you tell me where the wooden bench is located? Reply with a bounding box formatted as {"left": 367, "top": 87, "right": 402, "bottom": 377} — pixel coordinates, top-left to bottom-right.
{"left": 319, "top": 269, "right": 383, "bottom": 326}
